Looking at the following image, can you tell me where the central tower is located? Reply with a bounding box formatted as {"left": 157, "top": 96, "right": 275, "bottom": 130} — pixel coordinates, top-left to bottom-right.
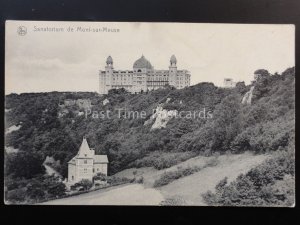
{"left": 132, "top": 55, "right": 153, "bottom": 93}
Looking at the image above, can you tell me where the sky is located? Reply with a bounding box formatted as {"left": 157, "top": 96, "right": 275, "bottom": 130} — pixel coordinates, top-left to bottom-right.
{"left": 5, "top": 21, "right": 295, "bottom": 94}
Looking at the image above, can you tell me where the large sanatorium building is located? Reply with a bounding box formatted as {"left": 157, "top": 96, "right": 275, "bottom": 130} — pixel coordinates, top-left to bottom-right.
{"left": 99, "top": 55, "right": 191, "bottom": 94}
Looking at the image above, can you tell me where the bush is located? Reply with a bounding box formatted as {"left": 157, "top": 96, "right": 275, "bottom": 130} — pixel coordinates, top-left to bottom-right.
{"left": 129, "top": 151, "right": 197, "bottom": 170}
{"left": 202, "top": 151, "right": 295, "bottom": 206}
{"left": 106, "top": 176, "right": 131, "bottom": 185}
{"left": 5, "top": 151, "right": 45, "bottom": 179}
{"left": 153, "top": 167, "right": 200, "bottom": 187}
{"left": 160, "top": 196, "right": 187, "bottom": 206}
{"left": 204, "top": 157, "right": 219, "bottom": 168}
{"left": 47, "top": 182, "right": 66, "bottom": 197}
{"left": 135, "top": 176, "right": 144, "bottom": 184}
{"left": 6, "top": 188, "right": 27, "bottom": 204}
{"left": 93, "top": 172, "right": 107, "bottom": 182}
{"left": 76, "top": 179, "right": 93, "bottom": 191}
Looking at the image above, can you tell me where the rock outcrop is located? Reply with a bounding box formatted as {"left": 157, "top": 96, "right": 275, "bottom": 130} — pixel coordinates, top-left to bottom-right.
{"left": 103, "top": 98, "right": 110, "bottom": 106}
{"left": 144, "top": 106, "right": 178, "bottom": 130}
{"left": 242, "top": 86, "right": 255, "bottom": 105}
{"left": 6, "top": 124, "right": 21, "bottom": 134}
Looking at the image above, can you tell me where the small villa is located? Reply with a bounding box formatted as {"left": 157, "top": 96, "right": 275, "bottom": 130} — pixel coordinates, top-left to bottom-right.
{"left": 67, "top": 137, "right": 108, "bottom": 185}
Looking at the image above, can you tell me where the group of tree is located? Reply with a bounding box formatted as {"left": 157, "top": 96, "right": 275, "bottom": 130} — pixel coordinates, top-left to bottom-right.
{"left": 4, "top": 67, "right": 295, "bottom": 205}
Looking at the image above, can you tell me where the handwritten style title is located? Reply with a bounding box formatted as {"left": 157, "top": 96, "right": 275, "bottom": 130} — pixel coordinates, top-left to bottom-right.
{"left": 33, "top": 26, "right": 120, "bottom": 33}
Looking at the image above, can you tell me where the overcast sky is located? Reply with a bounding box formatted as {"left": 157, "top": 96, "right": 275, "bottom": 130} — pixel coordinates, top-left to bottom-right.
{"left": 5, "top": 21, "right": 295, "bottom": 94}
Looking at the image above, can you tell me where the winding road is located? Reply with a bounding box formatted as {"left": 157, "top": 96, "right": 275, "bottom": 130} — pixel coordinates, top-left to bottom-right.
{"left": 41, "top": 184, "right": 164, "bottom": 205}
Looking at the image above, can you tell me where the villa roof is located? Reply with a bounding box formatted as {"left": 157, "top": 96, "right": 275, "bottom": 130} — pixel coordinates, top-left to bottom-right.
{"left": 94, "top": 155, "right": 109, "bottom": 164}
{"left": 68, "top": 137, "right": 108, "bottom": 164}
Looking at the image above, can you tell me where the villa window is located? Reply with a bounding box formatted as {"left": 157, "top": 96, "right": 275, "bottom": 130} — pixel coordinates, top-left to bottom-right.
{"left": 84, "top": 160, "right": 87, "bottom": 164}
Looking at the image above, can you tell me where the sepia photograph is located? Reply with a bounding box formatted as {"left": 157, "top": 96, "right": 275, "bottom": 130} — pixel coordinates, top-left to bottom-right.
{"left": 4, "top": 20, "right": 295, "bottom": 206}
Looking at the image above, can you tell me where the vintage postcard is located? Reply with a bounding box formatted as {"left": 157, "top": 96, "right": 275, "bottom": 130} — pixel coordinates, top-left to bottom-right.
{"left": 4, "top": 21, "right": 295, "bottom": 206}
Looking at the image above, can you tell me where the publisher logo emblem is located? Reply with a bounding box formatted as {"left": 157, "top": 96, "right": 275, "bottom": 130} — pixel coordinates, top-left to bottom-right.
{"left": 17, "top": 26, "right": 27, "bottom": 36}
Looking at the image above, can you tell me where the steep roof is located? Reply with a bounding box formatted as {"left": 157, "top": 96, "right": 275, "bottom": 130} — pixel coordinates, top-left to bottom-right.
{"left": 68, "top": 156, "right": 76, "bottom": 164}
{"left": 94, "top": 155, "right": 109, "bottom": 164}
{"left": 77, "top": 137, "right": 93, "bottom": 158}
{"left": 68, "top": 137, "right": 108, "bottom": 164}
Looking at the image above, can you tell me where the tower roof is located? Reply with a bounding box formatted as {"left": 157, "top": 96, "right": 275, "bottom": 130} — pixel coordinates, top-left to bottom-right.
{"left": 77, "top": 137, "right": 94, "bottom": 158}
{"left": 133, "top": 55, "right": 153, "bottom": 69}
{"left": 170, "top": 55, "right": 177, "bottom": 64}
{"left": 79, "top": 137, "right": 90, "bottom": 152}
{"left": 106, "top": 56, "right": 113, "bottom": 64}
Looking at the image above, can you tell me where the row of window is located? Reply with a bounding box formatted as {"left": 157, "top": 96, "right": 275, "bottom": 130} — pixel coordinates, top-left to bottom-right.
{"left": 100, "top": 73, "right": 189, "bottom": 78}
{"left": 78, "top": 168, "right": 103, "bottom": 174}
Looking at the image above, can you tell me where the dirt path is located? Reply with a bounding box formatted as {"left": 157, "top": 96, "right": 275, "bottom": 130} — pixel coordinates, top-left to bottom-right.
{"left": 41, "top": 184, "right": 164, "bottom": 205}
{"left": 159, "top": 152, "right": 270, "bottom": 205}
{"left": 41, "top": 152, "right": 270, "bottom": 205}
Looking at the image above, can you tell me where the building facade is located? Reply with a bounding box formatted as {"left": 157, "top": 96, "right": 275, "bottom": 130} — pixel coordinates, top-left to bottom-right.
{"left": 99, "top": 55, "right": 191, "bottom": 94}
{"left": 223, "top": 78, "right": 237, "bottom": 88}
{"left": 68, "top": 137, "right": 108, "bottom": 185}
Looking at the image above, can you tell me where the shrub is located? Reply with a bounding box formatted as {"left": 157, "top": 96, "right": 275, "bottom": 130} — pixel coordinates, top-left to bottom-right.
{"left": 129, "top": 151, "right": 197, "bottom": 170}
{"left": 76, "top": 179, "right": 93, "bottom": 191}
{"left": 47, "top": 182, "right": 66, "bottom": 197}
{"left": 136, "top": 176, "right": 144, "bottom": 184}
{"left": 153, "top": 166, "right": 200, "bottom": 187}
{"left": 204, "top": 157, "right": 219, "bottom": 168}
{"left": 93, "top": 172, "right": 107, "bottom": 182}
{"left": 5, "top": 151, "right": 45, "bottom": 179}
{"left": 153, "top": 156, "right": 219, "bottom": 187}
{"left": 160, "top": 196, "right": 187, "bottom": 206}
{"left": 202, "top": 151, "right": 295, "bottom": 206}
{"left": 6, "top": 188, "right": 27, "bottom": 204}
{"left": 106, "top": 176, "right": 131, "bottom": 185}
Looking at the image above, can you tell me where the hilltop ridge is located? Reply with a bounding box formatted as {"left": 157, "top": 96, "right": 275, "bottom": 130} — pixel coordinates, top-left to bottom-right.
{"left": 5, "top": 67, "right": 295, "bottom": 205}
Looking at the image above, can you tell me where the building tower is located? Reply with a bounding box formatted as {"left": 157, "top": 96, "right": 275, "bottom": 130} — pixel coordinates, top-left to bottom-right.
{"left": 99, "top": 56, "right": 114, "bottom": 94}
{"left": 132, "top": 55, "right": 152, "bottom": 93}
{"left": 104, "top": 56, "right": 113, "bottom": 94}
{"left": 169, "top": 55, "right": 177, "bottom": 87}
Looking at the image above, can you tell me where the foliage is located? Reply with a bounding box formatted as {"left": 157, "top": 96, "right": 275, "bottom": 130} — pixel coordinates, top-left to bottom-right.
{"left": 202, "top": 150, "right": 295, "bottom": 206}
{"left": 93, "top": 172, "right": 107, "bottom": 181}
{"left": 5, "top": 151, "right": 45, "bottom": 179}
{"left": 5, "top": 174, "right": 66, "bottom": 204}
{"left": 160, "top": 196, "right": 187, "bottom": 206}
{"left": 6, "top": 188, "right": 27, "bottom": 203}
{"left": 153, "top": 158, "right": 219, "bottom": 187}
{"left": 128, "top": 151, "right": 197, "bottom": 170}
{"left": 75, "top": 179, "right": 93, "bottom": 191}
{"left": 106, "top": 176, "right": 132, "bottom": 185}
{"left": 4, "top": 67, "right": 295, "bottom": 205}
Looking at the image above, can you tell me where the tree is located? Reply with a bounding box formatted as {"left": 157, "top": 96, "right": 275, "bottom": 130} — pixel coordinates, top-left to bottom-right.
{"left": 210, "top": 94, "right": 242, "bottom": 151}
{"left": 6, "top": 188, "right": 27, "bottom": 203}
{"left": 254, "top": 69, "right": 270, "bottom": 81}
{"left": 5, "top": 151, "right": 45, "bottom": 179}
{"left": 42, "top": 175, "right": 66, "bottom": 197}
{"left": 26, "top": 178, "right": 45, "bottom": 201}
{"left": 235, "top": 81, "right": 247, "bottom": 94}
{"left": 77, "top": 179, "right": 93, "bottom": 191}
{"left": 93, "top": 173, "right": 107, "bottom": 182}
